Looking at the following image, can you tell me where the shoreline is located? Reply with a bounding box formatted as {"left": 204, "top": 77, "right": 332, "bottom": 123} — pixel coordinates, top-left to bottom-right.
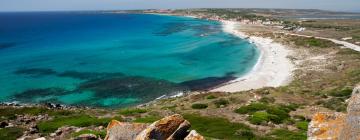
{"left": 211, "top": 20, "right": 295, "bottom": 92}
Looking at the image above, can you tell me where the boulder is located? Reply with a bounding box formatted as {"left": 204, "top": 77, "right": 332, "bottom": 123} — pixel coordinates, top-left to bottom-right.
{"left": 308, "top": 85, "right": 360, "bottom": 140}
{"left": 105, "top": 120, "right": 148, "bottom": 140}
{"left": 105, "top": 114, "right": 204, "bottom": 140}
{"left": 135, "top": 114, "right": 186, "bottom": 140}
{"left": 307, "top": 112, "right": 346, "bottom": 140}
{"left": 184, "top": 130, "right": 205, "bottom": 140}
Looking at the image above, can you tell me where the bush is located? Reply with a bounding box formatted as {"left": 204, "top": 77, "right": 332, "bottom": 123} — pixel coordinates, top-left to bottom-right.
{"left": 191, "top": 103, "right": 208, "bottom": 109}
{"left": 323, "top": 98, "right": 347, "bottom": 112}
{"left": 183, "top": 114, "right": 254, "bottom": 140}
{"left": 266, "top": 107, "right": 290, "bottom": 122}
{"left": 206, "top": 95, "right": 217, "bottom": 99}
{"left": 296, "top": 121, "right": 309, "bottom": 131}
{"left": 249, "top": 112, "right": 271, "bottom": 125}
{"left": 329, "top": 88, "right": 353, "bottom": 98}
{"left": 213, "top": 98, "right": 229, "bottom": 108}
{"left": 0, "top": 127, "right": 24, "bottom": 140}
{"left": 267, "top": 129, "right": 306, "bottom": 140}
{"left": 235, "top": 103, "right": 268, "bottom": 114}
{"left": 259, "top": 97, "right": 275, "bottom": 103}
{"left": 119, "top": 108, "right": 147, "bottom": 116}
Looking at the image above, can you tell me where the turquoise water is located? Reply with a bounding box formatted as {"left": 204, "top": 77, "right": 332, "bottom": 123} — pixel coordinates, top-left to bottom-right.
{"left": 0, "top": 12, "right": 259, "bottom": 108}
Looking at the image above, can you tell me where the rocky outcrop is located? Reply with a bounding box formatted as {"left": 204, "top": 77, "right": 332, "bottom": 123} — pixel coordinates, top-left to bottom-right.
{"left": 105, "top": 120, "right": 148, "bottom": 140}
{"left": 308, "top": 85, "right": 360, "bottom": 140}
{"left": 105, "top": 114, "right": 204, "bottom": 140}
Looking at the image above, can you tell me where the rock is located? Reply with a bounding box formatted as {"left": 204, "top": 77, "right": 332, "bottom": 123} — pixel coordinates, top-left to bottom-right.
{"left": 135, "top": 114, "right": 185, "bottom": 140}
{"left": 34, "top": 137, "right": 46, "bottom": 140}
{"left": 339, "top": 87, "right": 360, "bottom": 140}
{"left": 167, "top": 120, "right": 191, "bottom": 140}
{"left": 50, "top": 133, "right": 57, "bottom": 137}
{"left": 184, "top": 130, "right": 204, "bottom": 140}
{"left": 308, "top": 85, "right": 360, "bottom": 140}
{"left": 105, "top": 114, "right": 204, "bottom": 140}
{"left": 75, "top": 134, "right": 98, "bottom": 140}
{"left": 307, "top": 112, "right": 346, "bottom": 140}
{"left": 105, "top": 120, "right": 148, "bottom": 140}
{"left": 0, "top": 121, "right": 8, "bottom": 128}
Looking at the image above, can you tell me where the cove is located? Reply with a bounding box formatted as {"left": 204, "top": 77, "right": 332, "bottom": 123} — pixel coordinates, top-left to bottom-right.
{"left": 0, "top": 12, "right": 259, "bottom": 108}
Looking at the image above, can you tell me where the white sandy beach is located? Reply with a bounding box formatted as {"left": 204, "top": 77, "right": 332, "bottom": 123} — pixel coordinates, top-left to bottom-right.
{"left": 211, "top": 21, "right": 295, "bottom": 92}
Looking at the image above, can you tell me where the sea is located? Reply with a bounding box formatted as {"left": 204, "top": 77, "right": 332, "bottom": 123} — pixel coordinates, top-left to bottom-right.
{"left": 0, "top": 12, "right": 259, "bottom": 108}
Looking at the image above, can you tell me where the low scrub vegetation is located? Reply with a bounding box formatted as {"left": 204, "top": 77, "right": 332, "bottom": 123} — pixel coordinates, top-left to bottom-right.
{"left": 0, "top": 127, "right": 24, "bottom": 140}
{"left": 38, "top": 114, "right": 119, "bottom": 133}
{"left": 213, "top": 98, "right": 229, "bottom": 108}
{"left": 183, "top": 114, "right": 255, "bottom": 140}
{"left": 191, "top": 103, "right": 208, "bottom": 109}
{"left": 119, "top": 108, "right": 147, "bottom": 116}
{"left": 235, "top": 102, "right": 298, "bottom": 125}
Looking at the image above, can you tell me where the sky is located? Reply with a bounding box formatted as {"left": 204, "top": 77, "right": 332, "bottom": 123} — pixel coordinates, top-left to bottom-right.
{"left": 0, "top": 0, "right": 359, "bottom": 12}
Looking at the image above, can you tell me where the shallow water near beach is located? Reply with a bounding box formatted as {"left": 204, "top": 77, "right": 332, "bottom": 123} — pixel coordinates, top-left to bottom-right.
{"left": 0, "top": 12, "right": 259, "bottom": 108}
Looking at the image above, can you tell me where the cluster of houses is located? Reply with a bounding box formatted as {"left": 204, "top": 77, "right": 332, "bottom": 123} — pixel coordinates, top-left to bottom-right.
{"left": 144, "top": 9, "right": 306, "bottom": 32}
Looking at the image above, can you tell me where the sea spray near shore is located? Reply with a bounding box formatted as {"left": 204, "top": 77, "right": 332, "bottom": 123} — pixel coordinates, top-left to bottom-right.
{"left": 0, "top": 13, "right": 260, "bottom": 107}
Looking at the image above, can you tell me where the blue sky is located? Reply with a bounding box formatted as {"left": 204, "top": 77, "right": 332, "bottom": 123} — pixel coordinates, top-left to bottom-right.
{"left": 0, "top": 0, "right": 359, "bottom": 12}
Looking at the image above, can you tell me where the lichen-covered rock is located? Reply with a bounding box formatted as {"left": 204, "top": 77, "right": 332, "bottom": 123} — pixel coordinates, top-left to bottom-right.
{"left": 105, "top": 114, "right": 204, "bottom": 140}
{"left": 339, "top": 86, "right": 360, "bottom": 140}
{"left": 307, "top": 112, "right": 346, "bottom": 140}
{"left": 308, "top": 85, "right": 360, "bottom": 140}
{"left": 184, "top": 130, "right": 204, "bottom": 140}
{"left": 135, "top": 114, "right": 185, "bottom": 140}
{"left": 105, "top": 120, "right": 148, "bottom": 140}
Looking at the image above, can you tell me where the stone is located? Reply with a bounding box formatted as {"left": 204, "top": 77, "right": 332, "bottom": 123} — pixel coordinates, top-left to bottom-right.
{"left": 0, "top": 121, "right": 8, "bottom": 128}
{"left": 308, "top": 85, "right": 360, "bottom": 140}
{"left": 135, "top": 114, "right": 185, "bottom": 140}
{"left": 184, "top": 130, "right": 205, "bottom": 140}
{"left": 34, "top": 137, "right": 46, "bottom": 140}
{"left": 167, "top": 120, "right": 191, "bottom": 140}
{"left": 307, "top": 112, "right": 346, "bottom": 140}
{"left": 105, "top": 114, "right": 204, "bottom": 140}
{"left": 105, "top": 120, "right": 148, "bottom": 140}
{"left": 75, "top": 134, "right": 98, "bottom": 140}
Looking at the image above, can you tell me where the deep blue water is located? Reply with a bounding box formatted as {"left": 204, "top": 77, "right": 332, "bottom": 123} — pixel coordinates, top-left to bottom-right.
{"left": 0, "top": 12, "right": 259, "bottom": 108}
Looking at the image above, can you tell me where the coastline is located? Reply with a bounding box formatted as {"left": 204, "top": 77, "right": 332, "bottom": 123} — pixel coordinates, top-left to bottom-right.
{"left": 151, "top": 13, "right": 296, "bottom": 93}
{"left": 211, "top": 21, "right": 295, "bottom": 92}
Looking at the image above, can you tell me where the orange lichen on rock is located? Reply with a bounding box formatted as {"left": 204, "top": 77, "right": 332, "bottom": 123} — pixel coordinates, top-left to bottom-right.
{"left": 307, "top": 112, "right": 346, "bottom": 140}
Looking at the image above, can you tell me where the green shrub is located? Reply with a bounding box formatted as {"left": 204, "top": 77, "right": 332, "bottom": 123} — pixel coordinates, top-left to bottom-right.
{"left": 0, "top": 127, "right": 24, "bottom": 140}
{"left": 235, "top": 103, "right": 268, "bottom": 114}
{"left": 266, "top": 129, "right": 306, "bottom": 140}
{"left": 266, "top": 107, "right": 290, "bottom": 122}
{"left": 119, "top": 108, "right": 147, "bottom": 116}
{"left": 38, "top": 115, "right": 116, "bottom": 133}
{"left": 323, "top": 98, "right": 347, "bottom": 112}
{"left": 72, "top": 129, "right": 106, "bottom": 139}
{"left": 191, "top": 103, "right": 208, "bottom": 109}
{"left": 206, "top": 95, "right": 217, "bottom": 99}
{"left": 213, "top": 98, "right": 229, "bottom": 108}
{"left": 296, "top": 121, "right": 309, "bottom": 131}
{"left": 259, "top": 97, "right": 275, "bottom": 103}
{"left": 183, "top": 114, "right": 254, "bottom": 140}
{"left": 249, "top": 112, "right": 271, "bottom": 125}
{"left": 329, "top": 88, "right": 353, "bottom": 98}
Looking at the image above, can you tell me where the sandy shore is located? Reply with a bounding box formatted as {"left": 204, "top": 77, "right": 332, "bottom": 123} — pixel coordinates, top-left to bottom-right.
{"left": 211, "top": 21, "right": 294, "bottom": 92}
